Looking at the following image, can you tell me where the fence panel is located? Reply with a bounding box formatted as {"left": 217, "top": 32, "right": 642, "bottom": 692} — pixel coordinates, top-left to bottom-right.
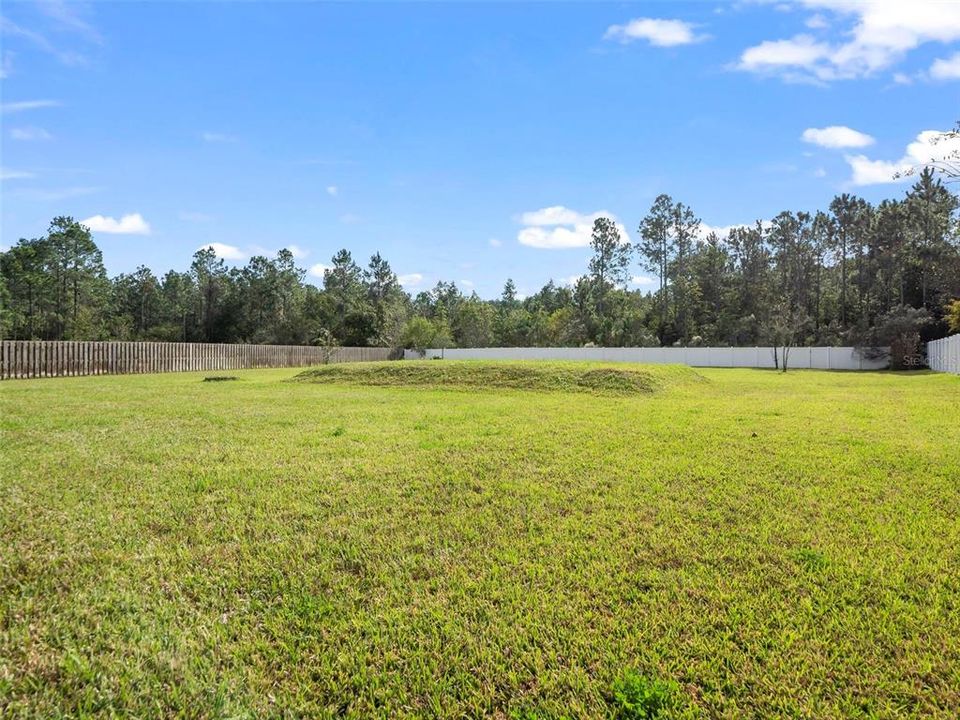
{"left": 927, "top": 334, "right": 960, "bottom": 374}
{"left": 0, "top": 341, "right": 391, "bottom": 380}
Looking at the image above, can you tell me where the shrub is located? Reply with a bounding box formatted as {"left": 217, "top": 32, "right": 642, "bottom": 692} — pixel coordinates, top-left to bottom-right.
{"left": 854, "top": 305, "right": 931, "bottom": 370}
{"left": 946, "top": 299, "right": 960, "bottom": 334}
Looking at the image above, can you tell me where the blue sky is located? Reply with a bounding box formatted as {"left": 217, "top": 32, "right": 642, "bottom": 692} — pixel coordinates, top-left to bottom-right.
{"left": 2, "top": 1, "right": 959, "bottom": 298}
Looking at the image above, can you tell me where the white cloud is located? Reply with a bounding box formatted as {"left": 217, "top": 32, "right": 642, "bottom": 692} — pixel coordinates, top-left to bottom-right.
{"left": 737, "top": 35, "right": 832, "bottom": 79}
{"left": 845, "top": 156, "right": 901, "bottom": 186}
{"left": 10, "top": 126, "right": 52, "bottom": 141}
{"left": 460, "top": 279, "right": 475, "bottom": 288}
{"left": 199, "top": 242, "right": 245, "bottom": 260}
{"left": 930, "top": 52, "right": 960, "bottom": 80}
{"left": 697, "top": 221, "right": 772, "bottom": 241}
{"left": 285, "top": 244, "right": 309, "bottom": 259}
{"left": 892, "top": 72, "right": 914, "bottom": 85}
{"left": 326, "top": 185, "right": 338, "bottom": 197}
{"left": 802, "top": 125, "right": 875, "bottom": 149}
{"left": 308, "top": 263, "right": 330, "bottom": 278}
{"left": 560, "top": 274, "right": 583, "bottom": 287}
{"left": 844, "top": 129, "right": 960, "bottom": 185}
{"left": 520, "top": 206, "right": 584, "bottom": 226}
{"left": 805, "top": 14, "right": 829, "bottom": 30}
{"left": 488, "top": 238, "right": 503, "bottom": 248}
{"left": 737, "top": 1, "right": 960, "bottom": 83}
{"left": 82, "top": 213, "right": 151, "bottom": 235}
{"left": 339, "top": 213, "right": 361, "bottom": 225}
{"left": 517, "top": 205, "right": 630, "bottom": 250}
{"left": 1, "top": 99, "right": 61, "bottom": 114}
{"left": 0, "top": 167, "right": 35, "bottom": 180}
{"left": 604, "top": 18, "right": 706, "bottom": 47}
{"left": 814, "top": 167, "right": 827, "bottom": 178}
{"left": 398, "top": 273, "right": 424, "bottom": 287}
{"left": 201, "top": 131, "right": 237, "bottom": 143}
{"left": 630, "top": 276, "right": 655, "bottom": 286}
{"left": 698, "top": 222, "right": 740, "bottom": 240}
{"left": 518, "top": 225, "right": 595, "bottom": 249}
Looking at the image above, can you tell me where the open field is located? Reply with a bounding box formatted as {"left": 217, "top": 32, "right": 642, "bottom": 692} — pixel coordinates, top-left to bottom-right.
{"left": 2, "top": 363, "right": 959, "bottom": 719}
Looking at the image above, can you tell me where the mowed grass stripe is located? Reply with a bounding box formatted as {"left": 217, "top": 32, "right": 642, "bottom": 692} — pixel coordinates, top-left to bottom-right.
{"left": 1, "top": 365, "right": 959, "bottom": 718}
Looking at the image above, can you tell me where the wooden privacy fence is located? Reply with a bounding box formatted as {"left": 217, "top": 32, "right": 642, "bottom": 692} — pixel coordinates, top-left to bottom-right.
{"left": 0, "top": 341, "right": 391, "bottom": 380}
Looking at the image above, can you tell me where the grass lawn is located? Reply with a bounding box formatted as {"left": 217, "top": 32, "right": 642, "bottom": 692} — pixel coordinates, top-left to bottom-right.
{"left": 2, "top": 362, "right": 959, "bottom": 719}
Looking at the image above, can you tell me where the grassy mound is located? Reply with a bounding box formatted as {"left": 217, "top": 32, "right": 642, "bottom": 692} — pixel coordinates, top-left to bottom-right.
{"left": 292, "top": 360, "right": 706, "bottom": 395}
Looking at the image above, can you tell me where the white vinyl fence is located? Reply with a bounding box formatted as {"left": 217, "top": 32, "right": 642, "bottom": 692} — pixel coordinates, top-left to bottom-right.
{"left": 404, "top": 346, "right": 889, "bottom": 370}
{"left": 927, "top": 334, "right": 960, "bottom": 374}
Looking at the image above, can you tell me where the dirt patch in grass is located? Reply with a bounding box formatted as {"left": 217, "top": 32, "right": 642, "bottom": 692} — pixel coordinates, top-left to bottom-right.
{"left": 292, "top": 360, "right": 706, "bottom": 396}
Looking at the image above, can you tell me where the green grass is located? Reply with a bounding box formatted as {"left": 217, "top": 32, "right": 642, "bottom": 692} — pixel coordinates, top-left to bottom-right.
{"left": 1, "top": 363, "right": 959, "bottom": 719}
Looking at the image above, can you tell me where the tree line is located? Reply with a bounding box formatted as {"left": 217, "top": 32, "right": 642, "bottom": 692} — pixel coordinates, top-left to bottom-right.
{"left": 2, "top": 170, "right": 959, "bottom": 361}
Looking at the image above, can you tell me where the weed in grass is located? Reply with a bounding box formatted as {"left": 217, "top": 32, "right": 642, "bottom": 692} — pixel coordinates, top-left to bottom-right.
{"left": 610, "top": 672, "right": 679, "bottom": 719}
{"left": 796, "top": 547, "right": 830, "bottom": 572}
{"left": 202, "top": 375, "right": 239, "bottom": 382}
